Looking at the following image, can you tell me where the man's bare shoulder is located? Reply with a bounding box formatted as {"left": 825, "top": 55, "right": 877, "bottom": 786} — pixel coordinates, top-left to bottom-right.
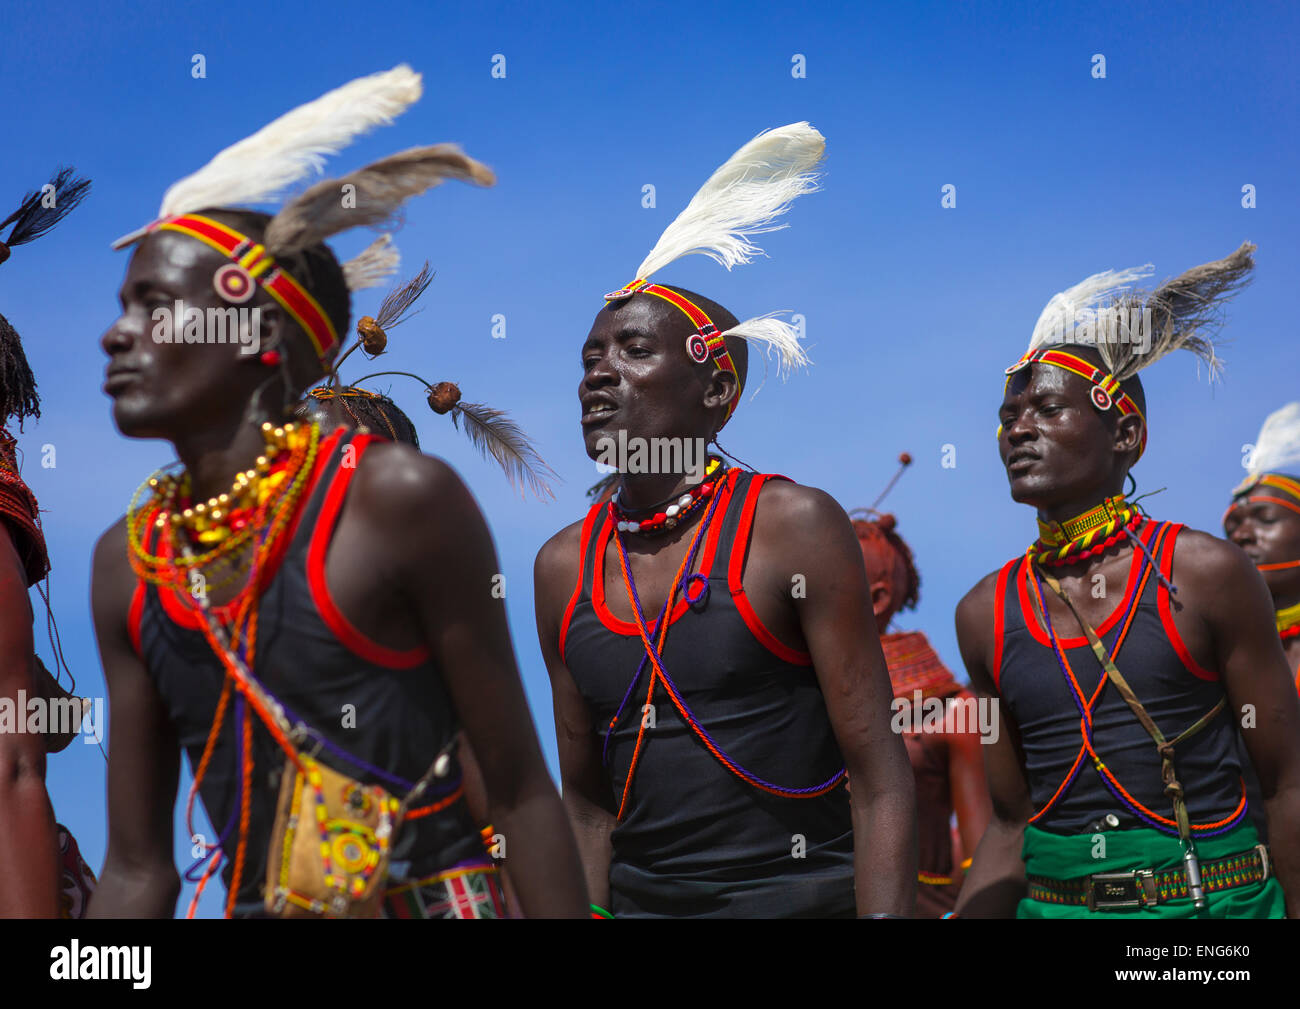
{"left": 957, "top": 567, "right": 1005, "bottom": 624}
{"left": 350, "top": 440, "right": 478, "bottom": 529}
{"left": 536, "top": 514, "right": 591, "bottom": 603}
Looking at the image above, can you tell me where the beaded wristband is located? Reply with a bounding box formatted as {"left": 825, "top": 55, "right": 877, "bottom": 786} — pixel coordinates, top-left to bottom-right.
{"left": 590, "top": 903, "right": 613, "bottom": 919}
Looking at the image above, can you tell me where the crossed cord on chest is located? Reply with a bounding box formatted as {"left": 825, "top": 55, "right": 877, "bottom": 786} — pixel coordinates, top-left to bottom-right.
{"left": 604, "top": 474, "right": 845, "bottom": 821}
{"left": 1024, "top": 530, "right": 1244, "bottom": 907}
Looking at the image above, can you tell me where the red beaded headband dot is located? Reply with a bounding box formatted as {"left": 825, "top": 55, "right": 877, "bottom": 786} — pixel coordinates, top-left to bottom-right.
{"left": 1001, "top": 347, "right": 1148, "bottom": 459}
{"left": 603, "top": 279, "right": 743, "bottom": 425}
{"left": 152, "top": 214, "right": 339, "bottom": 362}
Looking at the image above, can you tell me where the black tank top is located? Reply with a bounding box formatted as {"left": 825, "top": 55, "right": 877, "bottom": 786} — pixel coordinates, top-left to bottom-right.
{"left": 993, "top": 518, "right": 1247, "bottom": 836}
{"left": 561, "top": 469, "right": 854, "bottom": 918}
{"left": 128, "top": 428, "right": 485, "bottom": 907}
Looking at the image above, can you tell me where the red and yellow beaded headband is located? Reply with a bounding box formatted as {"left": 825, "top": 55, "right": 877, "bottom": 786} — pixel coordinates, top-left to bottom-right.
{"left": 1224, "top": 473, "right": 1300, "bottom": 571}
{"left": 604, "top": 279, "right": 743, "bottom": 424}
{"left": 152, "top": 214, "right": 340, "bottom": 362}
{"left": 1002, "top": 348, "right": 1148, "bottom": 459}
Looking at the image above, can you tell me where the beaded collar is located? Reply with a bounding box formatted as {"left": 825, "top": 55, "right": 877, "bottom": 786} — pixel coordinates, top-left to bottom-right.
{"left": 610, "top": 458, "right": 724, "bottom": 536}
{"left": 1032, "top": 494, "right": 1140, "bottom": 567}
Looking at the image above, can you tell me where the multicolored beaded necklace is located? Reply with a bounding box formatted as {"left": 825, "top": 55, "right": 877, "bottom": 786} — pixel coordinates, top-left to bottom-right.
{"left": 127, "top": 421, "right": 323, "bottom": 917}
{"left": 1032, "top": 494, "right": 1141, "bottom": 567}
{"left": 610, "top": 458, "right": 723, "bottom": 535}
{"left": 1278, "top": 600, "right": 1300, "bottom": 642}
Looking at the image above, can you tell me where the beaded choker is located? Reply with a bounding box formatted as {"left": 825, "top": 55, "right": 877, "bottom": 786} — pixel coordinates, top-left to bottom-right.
{"left": 1032, "top": 494, "right": 1140, "bottom": 566}
{"left": 1278, "top": 601, "right": 1300, "bottom": 641}
{"left": 610, "top": 459, "right": 724, "bottom": 536}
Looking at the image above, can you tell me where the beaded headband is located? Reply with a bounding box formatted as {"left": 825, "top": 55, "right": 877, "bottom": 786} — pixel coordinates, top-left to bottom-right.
{"left": 603, "top": 280, "right": 743, "bottom": 424}
{"left": 1001, "top": 348, "right": 1148, "bottom": 459}
{"left": 152, "top": 214, "right": 340, "bottom": 362}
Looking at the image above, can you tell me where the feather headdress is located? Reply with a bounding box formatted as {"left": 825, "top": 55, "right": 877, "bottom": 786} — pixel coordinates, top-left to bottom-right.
{"left": 603, "top": 123, "right": 825, "bottom": 425}
{"left": 112, "top": 65, "right": 422, "bottom": 249}
{"left": 1006, "top": 242, "right": 1257, "bottom": 459}
{"left": 109, "top": 65, "right": 495, "bottom": 367}
{"left": 306, "top": 265, "right": 556, "bottom": 499}
{"left": 1245, "top": 402, "right": 1300, "bottom": 481}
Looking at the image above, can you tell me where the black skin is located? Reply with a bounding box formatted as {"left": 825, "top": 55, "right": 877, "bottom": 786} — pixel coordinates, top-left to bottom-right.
{"left": 954, "top": 359, "right": 1300, "bottom": 917}
{"left": 89, "top": 229, "right": 587, "bottom": 917}
{"left": 534, "top": 292, "right": 915, "bottom": 915}
{"left": 1225, "top": 480, "right": 1300, "bottom": 681}
{"left": 0, "top": 523, "right": 57, "bottom": 916}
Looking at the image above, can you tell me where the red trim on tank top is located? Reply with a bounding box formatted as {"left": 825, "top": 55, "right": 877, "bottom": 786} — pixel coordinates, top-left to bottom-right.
{"left": 991, "top": 558, "right": 1016, "bottom": 691}
{"left": 127, "top": 581, "right": 145, "bottom": 658}
{"left": 1015, "top": 517, "right": 1154, "bottom": 649}
{"left": 1155, "top": 523, "right": 1218, "bottom": 682}
{"left": 558, "top": 504, "right": 602, "bottom": 663}
{"left": 306, "top": 433, "right": 430, "bottom": 669}
{"left": 726, "top": 473, "right": 812, "bottom": 666}
{"left": 151, "top": 428, "right": 345, "bottom": 633}
{"left": 589, "top": 470, "right": 740, "bottom": 637}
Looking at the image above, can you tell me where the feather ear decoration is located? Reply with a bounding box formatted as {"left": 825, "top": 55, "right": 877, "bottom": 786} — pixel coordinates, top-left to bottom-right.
{"left": 632, "top": 122, "right": 825, "bottom": 281}
{"left": 341, "top": 234, "right": 400, "bottom": 292}
{"left": 717, "top": 312, "right": 811, "bottom": 401}
{"left": 263, "top": 145, "right": 495, "bottom": 255}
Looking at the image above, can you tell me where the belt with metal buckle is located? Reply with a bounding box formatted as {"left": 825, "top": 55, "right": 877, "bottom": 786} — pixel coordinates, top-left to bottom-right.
{"left": 1027, "top": 844, "right": 1270, "bottom": 911}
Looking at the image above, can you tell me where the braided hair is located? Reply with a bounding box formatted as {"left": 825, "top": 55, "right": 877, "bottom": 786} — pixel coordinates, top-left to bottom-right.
{"left": 301, "top": 386, "right": 420, "bottom": 448}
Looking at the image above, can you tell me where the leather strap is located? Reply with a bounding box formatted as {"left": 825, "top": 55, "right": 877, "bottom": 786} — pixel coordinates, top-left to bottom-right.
{"left": 1036, "top": 565, "right": 1225, "bottom": 844}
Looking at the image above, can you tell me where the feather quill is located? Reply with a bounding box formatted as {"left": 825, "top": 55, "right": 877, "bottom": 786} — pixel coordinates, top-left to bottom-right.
{"left": 633, "top": 123, "right": 825, "bottom": 281}
{"left": 341, "top": 234, "right": 400, "bottom": 292}
{"left": 376, "top": 262, "right": 434, "bottom": 329}
{"left": 263, "top": 145, "right": 495, "bottom": 255}
{"left": 451, "top": 402, "right": 557, "bottom": 500}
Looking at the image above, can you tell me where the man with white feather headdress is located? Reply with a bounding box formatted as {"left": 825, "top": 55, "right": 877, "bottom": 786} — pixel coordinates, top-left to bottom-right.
{"left": 1225, "top": 403, "right": 1300, "bottom": 694}
{"left": 535, "top": 123, "right": 915, "bottom": 918}
{"left": 87, "top": 66, "right": 587, "bottom": 919}
{"left": 953, "top": 242, "right": 1300, "bottom": 918}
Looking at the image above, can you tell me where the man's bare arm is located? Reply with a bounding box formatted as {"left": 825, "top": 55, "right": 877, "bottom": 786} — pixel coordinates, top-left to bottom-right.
{"left": 1175, "top": 531, "right": 1300, "bottom": 916}
{"left": 0, "top": 525, "right": 57, "bottom": 916}
{"left": 953, "top": 572, "right": 1031, "bottom": 918}
{"left": 756, "top": 482, "right": 915, "bottom": 917}
{"left": 87, "top": 518, "right": 181, "bottom": 918}
{"left": 357, "top": 448, "right": 588, "bottom": 918}
{"left": 535, "top": 525, "right": 616, "bottom": 909}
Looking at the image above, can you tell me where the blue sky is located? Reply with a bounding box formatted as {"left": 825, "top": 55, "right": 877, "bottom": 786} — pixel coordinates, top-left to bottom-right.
{"left": 2, "top": 0, "right": 1296, "bottom": 917}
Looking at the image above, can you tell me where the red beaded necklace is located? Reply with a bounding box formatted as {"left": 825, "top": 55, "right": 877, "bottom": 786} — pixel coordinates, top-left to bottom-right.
{"left": 610, "top": 459, "right": 724, "bottom": 536}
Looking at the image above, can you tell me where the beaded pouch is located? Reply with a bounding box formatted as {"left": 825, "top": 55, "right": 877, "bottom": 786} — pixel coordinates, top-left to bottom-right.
{"left": 265, "top": 754, "right": 401, "bottom": 919}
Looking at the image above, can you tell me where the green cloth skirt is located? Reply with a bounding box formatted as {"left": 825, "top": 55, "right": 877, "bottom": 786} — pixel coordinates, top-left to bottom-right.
{"left": 1018, "top": 819, "right": 1283, "bottom": 919}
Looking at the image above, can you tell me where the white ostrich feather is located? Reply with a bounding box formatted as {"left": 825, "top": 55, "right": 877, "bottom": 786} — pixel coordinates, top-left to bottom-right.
{"left": 341, "top": 234, "right": 400, "bottom": 292}
{"left": 632, "top": 122, "right": 825, "bottom": 281}
{"left": 720, "top": 313, "right": 811, "bottom": 383}
{"left": 1249, "top": 402, "right": 1300, "bottom": 477}
{"left": 112, "top": 65, "right": 422, "bottom": 247}
{"left": 1026, "top": 264, "right": 1154, "bottom": 358}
